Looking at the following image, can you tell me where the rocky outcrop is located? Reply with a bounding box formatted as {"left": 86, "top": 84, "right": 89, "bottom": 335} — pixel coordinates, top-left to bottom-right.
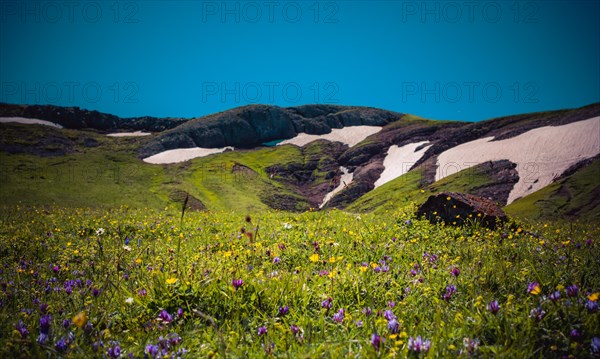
{"left": 326, "top": 160, "right": 384, "bottom": 208}
{"left": 265, "top": 140, "right": 348, "bottom": 208}
{"left": 169, "top": 190, "right": 206, "bottom": 211}
{"left": 470, "top": 160, "right": 519, "bottom": 205}
{"left": 0, "top": 103, "right": 188, "bottom": 131}
{"left": 138, "top": 104, "right": 402, "bottom": 158}
{"left": 0, "top": 122, "right": 74, "bottom": 156}
{"left": 417, "top": 192, "right": 507, "bottom": 228}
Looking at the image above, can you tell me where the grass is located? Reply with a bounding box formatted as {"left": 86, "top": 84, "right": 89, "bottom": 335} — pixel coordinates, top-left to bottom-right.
{"left": 505, "top": 157, "right": 600, "bottom": 223}
{"left": 0, "top": 125, "right": 311, "bottom": 213}
{"left": 347, "top": 165, "right": 492, "bottom": 214}
{"left": 0, "top": 205, "right": 598, "bottom": 358}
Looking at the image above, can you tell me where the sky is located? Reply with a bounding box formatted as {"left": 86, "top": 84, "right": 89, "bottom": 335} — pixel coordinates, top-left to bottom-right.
{"left": 1, "top": 1, "right": 599, "bottom": 122}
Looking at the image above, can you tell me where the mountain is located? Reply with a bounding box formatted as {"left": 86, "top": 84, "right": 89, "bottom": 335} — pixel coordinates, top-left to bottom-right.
{"left": 0, "top": 102, "right": 598, "bottom": 222}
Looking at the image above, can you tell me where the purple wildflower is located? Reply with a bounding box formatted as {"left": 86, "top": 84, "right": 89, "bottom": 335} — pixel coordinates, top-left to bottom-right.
{"left": 529, "top": 307, "right": 546, "bottom": 321}
{"left": 566, "top": 284, "right": 579, "bottom": 297}
{"left": 158, "top": 310, "right": 173, "bottom": 323}
{"left": 37, "top": 333, "right": 48, "bottom": 345}
{"left": 585, "top": 300, "right": 598, "bottom": 313}
{"left": 332, "top": 308, "right": 344, "bottom": 323}
{"left": 487, "top": 300, "right": 500, "bottom": 315}
{"left": 107, "top": 341, "right": 121, "bottom": 358}
{"left": 591, "top": 337, "right": 600, "bottom": 353}
{"left": 40, "top": 314, "right": 51, "bottom": 334}
{"left": 387, "top": 301, "right": 395, "bottom": 308}
{"left": 146, "top": 344, "right": 160, "bottom": 358}
{"left": 383, "top": 310, "right": 396, "bottom": 321}
{"left": 321, "top": 297, "right": 333, "bottom": 310}
{"left": 570, "top": 329, "right": 582, "bottom": 341}
{"left": 55, "top": 337, "right": 68, "bottom": 352}
{"left": 290, "top": 325, "right": 300, "bottom": 336}
{"left": 549, "top": 290, "right": 561, "bottom": 301}
{"left": 278, "top": 306, "right": 289, "bottom": 316}
{"left": 408, "top": 335, "right": 431, "bottom": 353}
{"left": 450, "top": 267, "right": 460, "bottom": 277}
{"left": 177, "top": 308, "right": 184, "bottom": 318}
{"left": 371, "top": 333, "right": 384, "bottom": 351}
{"left": 15, "top": 320, "right": 28, "bottom": 338}
{"left": 258, "top": 326, "right": 267, "bottom": 336}
{"left": 443, "top": 284, "right": 457, "bottom": 301}
{"left": 362, "top": 307, "right": 373, "bottom": 316}
{"left": 137, "top": 288, "right": 147, "bottom": 296}
{"left": 273, "top": 256, "right": 281, "bottom": 264}
{"left": 232, "top": 279, "right": 244, "bottom": 290}
{"left": 168, "top": 333, "right": 182, "bottom": 346}
{"left": 387, "top": 319, "right": 399, "bottom": 334}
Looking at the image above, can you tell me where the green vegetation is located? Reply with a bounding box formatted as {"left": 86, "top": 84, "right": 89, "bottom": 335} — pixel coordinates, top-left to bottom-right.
{"left": 506, "top": 158, "right": 600, "bottom": 223}
{"left": 1, "top": 206, "right": 598, "bottom": 357}
{"left": 347, "top": 166, "right": 492, "bottom": 214}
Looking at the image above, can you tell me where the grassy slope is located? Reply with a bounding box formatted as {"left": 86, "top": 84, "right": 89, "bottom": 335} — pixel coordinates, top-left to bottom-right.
{"left": 346, "top": 166, "right": 492, "bottom": 214}
{"left": 505, "top": 157, "right": 600, "bottom": 222}
{"left": 173, "top": 145, "right": 309, "bottom": 212}
{"left": 0, "top": 125, "right": 169, "bottom": 209}
{"left": 0, "top": 124, "right": 308, "bottom": 212}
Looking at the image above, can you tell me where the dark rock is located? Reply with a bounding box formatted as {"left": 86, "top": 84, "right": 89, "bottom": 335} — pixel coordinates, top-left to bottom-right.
{"left": 0, "top": 103, "right": 188, "bottom": 131}
{"left": 83, "top": 138, "right": 99, "bottom": 148}
{"left": 169, "top": 190, "right": 206, "bottom": 211}
{"left": 139, "top": 104, "right": 402, "bottom": 158}
{"left": 470, "top": 160, "right": 519, "bottom": 205}
{"left": 325, "top": 160, "right": 384, "bottom": 209}
{"left": 416, "top": 192, "right": 507, "bottom": 228}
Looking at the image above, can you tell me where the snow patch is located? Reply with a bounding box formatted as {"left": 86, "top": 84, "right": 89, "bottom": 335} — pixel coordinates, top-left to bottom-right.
{"left": 436, "top": 117, "right": 600, "bottom": 204}
{"left": 0, "top": 117, "right": 62, "bottom": 129}
{"left": 143, "top": 146, "right": 234, "bottom": 164}
{"left": 278, "top": 126, "right": 381, "bottom": 147}
{"left": 107, "top": 131, "right": 151, "bottom": 137}
{"left": 320, "top": 166, "right": 353, "bottom": 208}
{"left": 374, "top": 141, "right": 431, "bottom": 188}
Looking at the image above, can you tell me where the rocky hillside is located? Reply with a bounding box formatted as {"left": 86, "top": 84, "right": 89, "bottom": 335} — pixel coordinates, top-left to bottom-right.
{"left": 1, "top": 102, "right": 598, "bottom": 221}
{"left": 0, "top": 103, "right": 188, "bottom": 131}
{"left": 137, "top": 104, "right": 402, "bottom": 158}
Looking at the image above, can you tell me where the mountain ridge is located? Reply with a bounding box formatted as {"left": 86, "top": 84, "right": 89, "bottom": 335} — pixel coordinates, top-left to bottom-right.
{"left": 0, "top": 102, "right": 598, "bottom": 221}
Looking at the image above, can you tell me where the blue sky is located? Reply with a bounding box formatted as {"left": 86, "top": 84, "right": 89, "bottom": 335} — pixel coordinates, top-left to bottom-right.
{"left": 1, "top": 1, "right": 598, "bottom": 121}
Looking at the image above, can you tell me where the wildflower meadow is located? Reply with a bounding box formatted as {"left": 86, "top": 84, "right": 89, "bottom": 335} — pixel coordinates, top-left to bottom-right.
{"left": 0, "top": 205, "right": 599, "bottom": 358}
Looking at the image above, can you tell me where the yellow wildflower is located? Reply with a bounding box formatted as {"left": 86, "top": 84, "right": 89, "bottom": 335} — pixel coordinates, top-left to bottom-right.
{"left": 72, "top": 312, "right": 87, "bottom": 328}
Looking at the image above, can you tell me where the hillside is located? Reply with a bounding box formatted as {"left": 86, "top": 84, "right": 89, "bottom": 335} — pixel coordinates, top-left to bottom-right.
{"left": 0, "top": 102, "right": 599, "bottom": 221}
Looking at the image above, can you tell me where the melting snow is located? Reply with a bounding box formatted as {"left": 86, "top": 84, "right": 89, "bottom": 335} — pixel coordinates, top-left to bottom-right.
{"left": 435, "top": 117, "right": 600, "bottom": 204}
{"left": 143, "top": 146, "right": 234, "bottom": 164}
{"left": 0, "top": 117, "right": 62, "bottom": 129}
{"left": 107, "top": 131, "right": 151, "bottom": 137}
{"left": 320, "top": 166, "right": 353, "bottom": 208}
{"left": 278, "top": 126, "right": 381, "bottom": 147}
{"left": 374, "top": 141, "right": 431, "bottom": 188}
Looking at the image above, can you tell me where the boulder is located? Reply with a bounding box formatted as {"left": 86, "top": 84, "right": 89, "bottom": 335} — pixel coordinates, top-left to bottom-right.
{"left": 417, "top": 192, "right": 507, "bottom": 228}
